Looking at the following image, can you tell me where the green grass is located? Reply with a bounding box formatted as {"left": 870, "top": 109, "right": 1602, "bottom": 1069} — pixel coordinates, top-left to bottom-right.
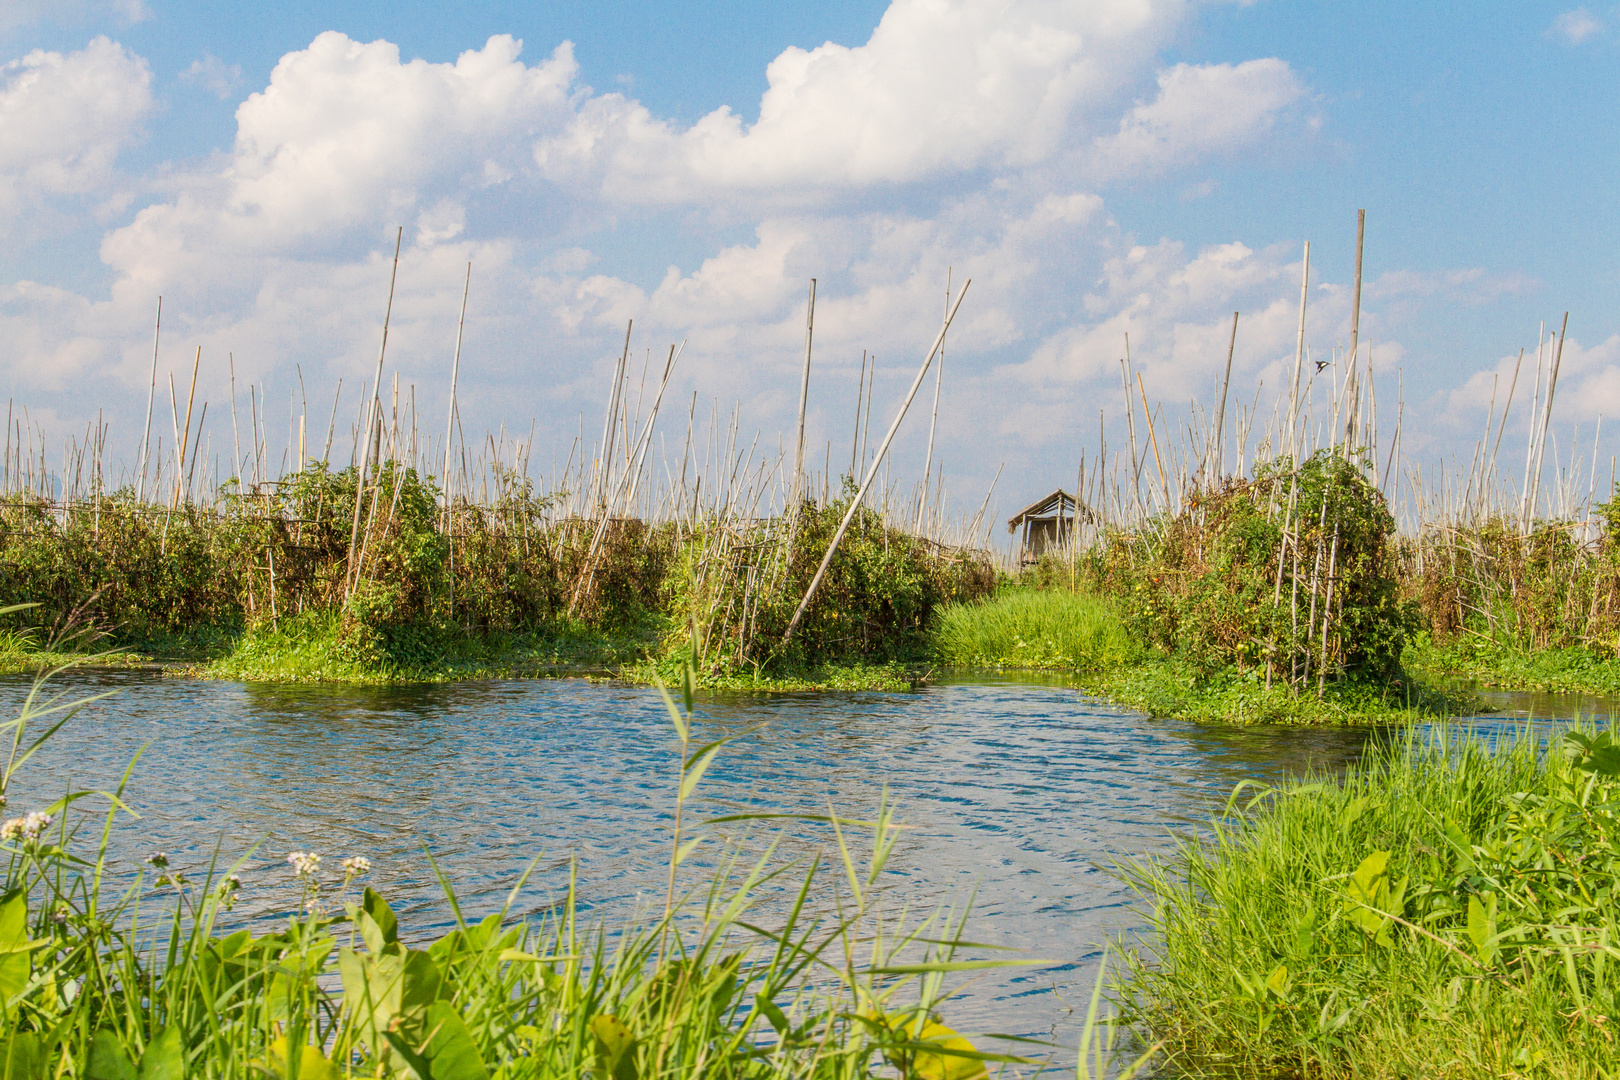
{"left": 1117, "top": 725, "right": 1620, "bottom": 1077}
{"left": 196, "top": 610, "right": 657, "bottom": 684}
{"left": 620, "top": 655, "right": 922, "bottom": 693}
{"left": 1406, "top": 632, "right": 1620, "bottom": 696}
{"left": 930, "top": 588, "right": 1139, "bottom": 671}
{"left": 1087, "top": 658, "right": 1473, "bottom": 727}
{"left": 2, "top": 655, "right": 1128, "bottom": 1078}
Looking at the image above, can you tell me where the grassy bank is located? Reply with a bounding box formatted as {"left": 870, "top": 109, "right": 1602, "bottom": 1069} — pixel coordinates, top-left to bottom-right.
{"left": 932, "top": 588, "right": 1138, "bottom": 671}
{"left": 1405, "top": 632, "right": 1620, "bottom": 696}
{"left": 928, "top": 586, "right": 1468, "bottom": 724}
{"left": 0, "top": 660, "right": 1066, "bottom": 1078}
{"left": 1117, "top": 726, "right": 1620, "bottom": 1077}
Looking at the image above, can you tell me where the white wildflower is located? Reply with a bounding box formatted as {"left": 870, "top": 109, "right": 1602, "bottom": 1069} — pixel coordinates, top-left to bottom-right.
{"left": 341, "top": 856, "right": 371, "bottom": 878}
{"left": 145, "top": 852, "right": 169, "bottom": 870}
{"left": 2, "top": 811, "right": 52, "bottom": 842}
{"left": 285, "top": 851, "right": 321, "bottom": 879}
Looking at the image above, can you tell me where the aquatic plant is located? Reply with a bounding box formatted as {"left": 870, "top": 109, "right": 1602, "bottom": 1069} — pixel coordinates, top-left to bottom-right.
{"left": 1118, "top": 724, "right": 1620, "bottom": 1076}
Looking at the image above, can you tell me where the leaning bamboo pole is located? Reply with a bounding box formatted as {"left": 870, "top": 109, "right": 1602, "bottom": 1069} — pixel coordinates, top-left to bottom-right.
{"left": 781, "top": 280, "right": 970, "bottom": 647}
{"left": 345, "top": 226, "right": 403, "bottom": 598}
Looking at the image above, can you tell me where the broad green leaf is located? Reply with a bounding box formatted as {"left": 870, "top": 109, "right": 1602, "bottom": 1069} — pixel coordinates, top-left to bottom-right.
{"left": 910, "top": 1020, "right": 989, "bottom": 1080}
{"left": 136, "top": 1027, "right": 184, "bottom": 1080}
{"left": 1349, "top": 851, "right": 1389, "bottom": 900}
{"left": 422, "top": 1001, "right": 489, "bottom": 1080}
{"left": 755, "top": 993, "right": 790, "bottom": 1036}
{"left": 359, "top": 888, "right": 399, "bottom": 953}
{"left": 1468, "top": 893, "right": 1499, "bottom": 964}
{"left": 0, "top": 1033, "right": 42, "bottom": 1080}
{"left": 1264, "top": 963, "right": 1290, "bottom": 1000}
{"left": 0, "top": 891, "right": 28, "bottom": 1008}
{"left": 86, "top": 1032, "right": 137, "bottom": 1080}
{"left": 589, "top": 1014, "right": 637, "bottom": 1080}
{"left": 262, "top": 1038, "right": 338, "bottom": 1080}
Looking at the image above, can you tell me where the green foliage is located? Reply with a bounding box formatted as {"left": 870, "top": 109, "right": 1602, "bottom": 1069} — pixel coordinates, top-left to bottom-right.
{"left": 0, "top": 470, "right": 992, "bottom": 684}
{"left": 1085, "top": 450, "right": 1417, "bottom": 689}
{"left": 661, "top": 483, "right": 994, "bottom": 678}
{"left": 1119, "top": 726, "right": 1620, "bottom": 1076}
{"left": 931, "top": 588, "right": 1139, "bottom": 671}
{"left": 1404, "top": 492, "right": 1620, "bottom": 673}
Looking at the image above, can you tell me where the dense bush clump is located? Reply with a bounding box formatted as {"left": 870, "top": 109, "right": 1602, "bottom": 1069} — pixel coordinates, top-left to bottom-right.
{"left": 1085, "top": 450, "right": 1417, "bottom": 688}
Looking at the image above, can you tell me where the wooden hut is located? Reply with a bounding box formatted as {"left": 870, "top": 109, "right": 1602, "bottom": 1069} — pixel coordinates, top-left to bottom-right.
{"left": 1007, "top": 489, "right": 1091, "bottom": 564}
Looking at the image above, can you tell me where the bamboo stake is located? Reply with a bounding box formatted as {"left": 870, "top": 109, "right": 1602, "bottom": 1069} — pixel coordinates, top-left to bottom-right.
{"left": 346, "top": 226, "right": 403, "bottom": 596}
{"left": 138, "top": 296, "right": 160, "bottom": 502}
{"left": 919, "top": 267, "right": 950, "bottom": 530}
{"left": 172, "top": 346, "right": 201, "bottom": 508}
{"left": 782, "top": 280, "right": 970, "bottom": 647}
{"left": 1211, "top": 311, "right": 1238, "bottom": 481}
{"left": 1526, "top": 312, "right": 1570, "bottom": 529}
{"left": 1289, "top": 242, "right": 1311, "bottom": 459}
{"left": 790, "top": 279, "right": 816, "bottom": 512}
{"left": 1343, "top": 210, "right": 1365, "bottom": 449}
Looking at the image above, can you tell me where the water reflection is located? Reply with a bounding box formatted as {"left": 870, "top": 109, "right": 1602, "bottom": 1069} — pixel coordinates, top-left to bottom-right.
{"left": 5, "top": 667, "right": 1563, "bottom": 1047}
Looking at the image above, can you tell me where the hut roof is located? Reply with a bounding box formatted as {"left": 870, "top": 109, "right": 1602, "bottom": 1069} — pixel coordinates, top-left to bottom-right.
{"left": 1007, "top": 489, "right": 1088, "bottom": 533}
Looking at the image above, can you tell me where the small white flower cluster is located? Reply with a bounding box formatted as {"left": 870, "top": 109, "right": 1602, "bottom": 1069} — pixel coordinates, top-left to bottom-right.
{"left": 341, "top": 855, "right": 371, "bottom": 877}
{"left": 0, "top": 811, "right": 52, "bottom": 842}
{"left": 145, "top": 852, "right": 169, "bottom": 870}
{"left": 285, "top": 851, "right": 321, "bottom": 879}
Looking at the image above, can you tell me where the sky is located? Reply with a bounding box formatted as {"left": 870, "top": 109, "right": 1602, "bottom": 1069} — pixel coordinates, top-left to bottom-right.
{"left": 3, "top": 0, "right": 1618, "bottom": 525}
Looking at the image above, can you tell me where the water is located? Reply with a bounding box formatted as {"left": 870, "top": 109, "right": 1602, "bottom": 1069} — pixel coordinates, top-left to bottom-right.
{"left": 5, "top": 668, "right": 1582, "bottom": 1048}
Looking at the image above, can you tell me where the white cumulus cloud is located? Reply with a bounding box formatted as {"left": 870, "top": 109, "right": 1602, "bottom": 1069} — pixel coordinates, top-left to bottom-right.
{"left": 536, "top": 0, "right": 1193, "bottom": 203}
{"left": 0, "top": 36, "right": 151, "bottom": 218}
{"left": 1088, "top": 59, "right": 1307, "bottom": 180}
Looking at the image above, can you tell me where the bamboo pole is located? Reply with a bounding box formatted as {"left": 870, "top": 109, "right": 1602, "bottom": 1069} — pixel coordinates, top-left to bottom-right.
{"left": 595, "top": 322, "right": 632, "bottom": 512}
{"left": 440, "top": 265, "right": 473, "bottom": 524}
{"left": 172, "top": 346, "right": 201, "bottom": 508}
{"left": 918, "top": 267, "right": 950, "bottom": 530}
{"left": 790, "top": 278, "right": 816, "bottom": 513}
{"left": 138, "top": 296, "right": 160, "bottom": 503}
{"left": 781, "top": 280, "right": 970, "bottom": 647}
{"left": 850, "top": 351, "right": 867, "bottom": 478}
{"left": 1289, "top": 242, "right": 1311, "bottom": 460}
{"left": 1211, "top": 311, "right": 1238, "bottom": 480}
{"left": 345, "top": 226, "right": 403, "bottom": 597}
{"left": 1343, "top": 211, "right": 1365, "bottom": 449}
{"left": 1525, "top": 312, "right": 1570, "bottom": 529}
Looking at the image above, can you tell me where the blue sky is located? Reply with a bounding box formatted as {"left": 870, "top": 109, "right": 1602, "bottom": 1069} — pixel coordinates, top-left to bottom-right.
{"left": 3, "top": 0, "right": 1618, "bottom": 522}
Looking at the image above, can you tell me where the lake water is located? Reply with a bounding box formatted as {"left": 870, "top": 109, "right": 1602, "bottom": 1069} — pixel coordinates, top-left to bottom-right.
{"left": 3, "top": 669, "right": 1601, "bottom": 1053}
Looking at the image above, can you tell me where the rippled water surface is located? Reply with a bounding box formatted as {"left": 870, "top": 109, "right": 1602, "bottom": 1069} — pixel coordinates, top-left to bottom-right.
{"left": 7, "top": 669, "right": 1565, "bottom": 1045}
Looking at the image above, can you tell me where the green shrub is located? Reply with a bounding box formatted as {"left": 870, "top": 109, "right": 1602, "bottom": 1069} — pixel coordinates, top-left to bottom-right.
{"left": 1086, "top": 450, "right": 1417, "bottom": 688}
